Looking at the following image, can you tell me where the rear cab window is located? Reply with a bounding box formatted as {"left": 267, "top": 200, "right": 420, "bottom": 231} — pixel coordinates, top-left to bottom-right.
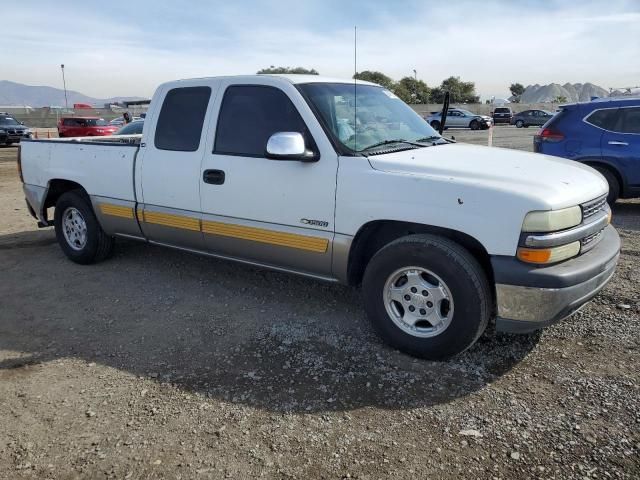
{"left": 154, "top": 86, "right": 212, "bottom": 151}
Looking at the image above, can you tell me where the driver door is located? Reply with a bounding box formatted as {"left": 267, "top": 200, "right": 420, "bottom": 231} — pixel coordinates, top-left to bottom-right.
{"left": 199, "top": 80, "right": 338, "bottom": 277}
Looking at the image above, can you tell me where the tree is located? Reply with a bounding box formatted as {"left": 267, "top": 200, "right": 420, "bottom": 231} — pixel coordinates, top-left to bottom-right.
{"left": 395, "top": 77, "right": 430, "bottom": 104}
{"left": 353, "top": 71, "right": 394, "bottom": 89}
{"left": 430, "top": 76, "right": 479, "bottom": 104}
{"left": 257, "top": 66, "right": 319, "bottom": 75}
{"left": 509, "top": 83, "right": 525, "bottom": 102}
{"left": 553, "top": 95, "right": 568, "bottom": 103}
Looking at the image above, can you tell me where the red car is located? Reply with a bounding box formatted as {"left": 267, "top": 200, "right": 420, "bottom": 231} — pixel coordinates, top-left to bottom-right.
{"left": 57, "top": 117, "right": 119, "bottom": 138}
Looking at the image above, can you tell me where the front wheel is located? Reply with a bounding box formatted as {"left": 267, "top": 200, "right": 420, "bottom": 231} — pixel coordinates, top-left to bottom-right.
{"left": 54, "top": 190, "right": 114, "bottom": 264}
{"left": 362, "top": 234, "right": 492, "bottom": 360}
{"left": 469, "top": 120, "right": 480, "bottom": 130}
{"left": 515, "top": 120, "right": 524, "bottom": 128}
{"left": 430, "top": 120, "right": 441, "bottom": 130}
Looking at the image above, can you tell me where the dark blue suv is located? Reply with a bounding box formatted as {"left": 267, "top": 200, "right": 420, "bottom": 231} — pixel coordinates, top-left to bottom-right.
{"left": 534, "top": 98, "right": 640, "bottom": 204}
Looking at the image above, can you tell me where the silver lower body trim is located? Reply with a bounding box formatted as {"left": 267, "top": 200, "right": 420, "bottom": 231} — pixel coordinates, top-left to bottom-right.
{"left": 495, "top": 255, "right": 618, "bottom": 333}
{"left": 23, "top": 184, "right": 48, "bottom": 223}
{"left": 148, "top": 240, "right": 339, "bottom": 283}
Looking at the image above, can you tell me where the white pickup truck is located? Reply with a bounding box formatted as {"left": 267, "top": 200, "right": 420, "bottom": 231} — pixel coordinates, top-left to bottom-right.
{"left": 19, "top": 75, "right": 620, "bottom": 359}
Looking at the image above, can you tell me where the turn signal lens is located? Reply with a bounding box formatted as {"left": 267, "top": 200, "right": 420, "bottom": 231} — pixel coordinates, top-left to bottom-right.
{"left": 522, "top": 206, "right": 582, "bottom": 232}
{"left": 517, "top": 241, "right": 581, "bottom": 265}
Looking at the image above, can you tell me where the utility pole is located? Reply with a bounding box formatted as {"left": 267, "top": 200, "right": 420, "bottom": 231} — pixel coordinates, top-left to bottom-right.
{"left": 413, "top": 69, "right": 418, "bottom": 103}
{"left": 60, "top": 64, "right": 68, "bottom": 111}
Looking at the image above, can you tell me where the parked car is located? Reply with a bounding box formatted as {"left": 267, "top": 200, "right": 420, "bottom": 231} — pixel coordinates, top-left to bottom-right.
{"left": 0, "top": 112, "right": 32, "bottom": 145}
{"left": 19, "top": 75, "right": 619, "bottom": 360}
{"left": 492, "top": 106, "right": 513, "bottom": 124}
{"left": 511, "top": 109, "right": 555, "bottom": 128}
{"left": 109, "top": 117, "right": 125, "bottom": 127}
{"left": 534, "top": 97, "right": 640, "bottom": 204}
{"left": 57, "top": 117, "right": 119, "bottom": 138}
{"left": 425, "top": 108, "right": 492, "bottom": 130}
{"left": 114, "top": 119, "right": 144, "bottom": 135}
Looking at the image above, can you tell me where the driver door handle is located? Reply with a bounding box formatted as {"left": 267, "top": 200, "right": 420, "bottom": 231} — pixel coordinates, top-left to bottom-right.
{"left": 608, "top": 141, "right": 628, "bottom": 146}
{"left": 203, "top": 169, "right": 225, "bottom": 185}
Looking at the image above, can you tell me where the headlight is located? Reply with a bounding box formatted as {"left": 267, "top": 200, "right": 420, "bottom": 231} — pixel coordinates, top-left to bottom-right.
{"left": 517, "top": 242, "right": 580, "bottom": 264}
{"left": 522, "top": 206, "right": 582, "bottom": 232}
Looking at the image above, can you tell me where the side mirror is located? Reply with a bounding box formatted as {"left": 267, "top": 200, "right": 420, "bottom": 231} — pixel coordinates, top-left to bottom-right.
{"left": 265, "top": 132, "right": 317, "bottom": 162}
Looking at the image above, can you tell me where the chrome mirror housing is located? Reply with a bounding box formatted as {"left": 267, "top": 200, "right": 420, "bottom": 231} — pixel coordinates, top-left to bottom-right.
{"left": 265, "top": 132, "right": 317, "bottom": 162}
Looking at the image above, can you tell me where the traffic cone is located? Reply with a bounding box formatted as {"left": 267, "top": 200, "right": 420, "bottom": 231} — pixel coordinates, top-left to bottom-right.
{"left": 34, "top": 131, "right": 38, "bottom": 139}
{"left": 47, "top": 131, "right": 51, "bottom": 139}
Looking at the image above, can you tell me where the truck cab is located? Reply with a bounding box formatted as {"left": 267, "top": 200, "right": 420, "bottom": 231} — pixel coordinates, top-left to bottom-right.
{"left": 19, "top": 75, "right": 620, "bottom": 360}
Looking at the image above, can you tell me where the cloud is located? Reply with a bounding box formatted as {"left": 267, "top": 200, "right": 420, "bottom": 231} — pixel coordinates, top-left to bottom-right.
{"left": 1, "top": 0, "right": 638, "bottom": 99}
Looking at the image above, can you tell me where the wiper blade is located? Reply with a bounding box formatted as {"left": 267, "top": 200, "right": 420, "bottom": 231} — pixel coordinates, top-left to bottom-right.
{"left": 361, "top": 139, "right": 424, "bottom": 151}
{"left": 415, "top": 136, "right": 442, "bottom": 143}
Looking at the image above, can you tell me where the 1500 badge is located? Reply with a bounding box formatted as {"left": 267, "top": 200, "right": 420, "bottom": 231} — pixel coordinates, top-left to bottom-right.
{"left": 301, "top": 218, "right": 329, "bottom": 228}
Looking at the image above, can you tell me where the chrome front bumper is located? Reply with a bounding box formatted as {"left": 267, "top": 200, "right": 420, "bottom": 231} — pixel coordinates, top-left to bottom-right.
{"left": 494, "top": 225, "right": 620, "bottom": 333}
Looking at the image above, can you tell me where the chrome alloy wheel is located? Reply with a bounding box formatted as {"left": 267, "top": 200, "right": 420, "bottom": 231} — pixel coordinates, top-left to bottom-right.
{"left": 383, "top": 267, "right": 454, "bottom": 338}
{"left": 62, "top": 207, "right": 88, "bottom": 251}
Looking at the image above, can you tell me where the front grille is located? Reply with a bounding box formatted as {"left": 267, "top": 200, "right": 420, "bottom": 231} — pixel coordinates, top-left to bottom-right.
{"left": 582, "top": 195, "right": 607, "bottom": 221}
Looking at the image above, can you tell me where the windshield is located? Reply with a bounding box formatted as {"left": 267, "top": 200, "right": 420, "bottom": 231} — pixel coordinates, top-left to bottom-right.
{"left": 298, "top": 83, "right": 442, "bottom": 153}
{"left": 0, "top": 116, "right": 21, "bottom": 126}
{"left": 86, "top": 118, "right": 108, "bottom": 126}
{"left": 116, "top": 121, "right": 143, "bottom": 135}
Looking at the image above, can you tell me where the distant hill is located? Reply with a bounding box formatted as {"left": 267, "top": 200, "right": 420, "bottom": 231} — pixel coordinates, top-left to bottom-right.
{"left": 0, "top": 80, "right": 143, "bottom": 107}
{"left": 518, "top": 83, "right": 609, "bottom": 103}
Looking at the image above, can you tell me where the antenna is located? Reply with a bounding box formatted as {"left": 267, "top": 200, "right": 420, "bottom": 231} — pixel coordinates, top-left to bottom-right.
{"left": 354, "top": 25, "right": 357, "bottom": 150}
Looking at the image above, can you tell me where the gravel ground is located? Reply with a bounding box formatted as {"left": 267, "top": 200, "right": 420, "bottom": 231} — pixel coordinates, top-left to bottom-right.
{"left": 0, "top": 132, "right": 638, "bottom": 479}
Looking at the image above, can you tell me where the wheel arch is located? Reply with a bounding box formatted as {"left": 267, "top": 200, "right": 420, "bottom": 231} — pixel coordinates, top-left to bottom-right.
{"left": 346, "top": 220, "right": 494, "bottom": 290}
{"left": 44, "top": 179, "right": 89, "bottom": 212}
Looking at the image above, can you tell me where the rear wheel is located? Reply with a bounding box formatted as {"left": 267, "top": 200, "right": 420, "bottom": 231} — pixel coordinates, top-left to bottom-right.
{"left": 593, "top": 166, "right": 620, "bottom": 205}
{"left": 430, "top": 120, "right": 441, "bottom": 130}
{"left": 54, "top": 190, "right": 114, "bottom": 264}
{"left": 362, "top": 234, "right": 491, "bottom": 360}
{"left": 515, "top": 120, "right": 524, "bottom": 128}
{"left": 469, "top": 120, "right": 480, "bottom": 130}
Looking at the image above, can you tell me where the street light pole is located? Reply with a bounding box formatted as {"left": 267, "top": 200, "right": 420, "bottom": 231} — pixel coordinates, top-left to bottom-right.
{"left": 60, "top": 64, "right": 68, "bottom": 111}
{"left": 413, "top": 69, "right": 418, "bottom": 103}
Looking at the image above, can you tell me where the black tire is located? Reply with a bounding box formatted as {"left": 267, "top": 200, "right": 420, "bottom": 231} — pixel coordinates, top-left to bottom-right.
{"left": 362, "top": 234, "right": 492, "bottom": 360}
{"left": 54, "top": 190, "right": 114, "bottom": 264}
{"left": 469, "top": 120, "right": 480, "bottom": 130}
{"left": 593, "top": 166, "right": 620, "bottom": 205}
{"left": 430, "top": 120, "right": 441, "bottom": 130}
{"left": 515, "top": 120, "right": 524, "bottom": 128}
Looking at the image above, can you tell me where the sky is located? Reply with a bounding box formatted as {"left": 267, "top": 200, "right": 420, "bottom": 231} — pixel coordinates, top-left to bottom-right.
{"left": 1, "top": 0, "right": 639, "bottom": 100}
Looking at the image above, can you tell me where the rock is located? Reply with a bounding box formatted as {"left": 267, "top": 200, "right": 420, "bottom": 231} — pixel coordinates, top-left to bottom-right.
{"left": 510, "top": 452, "right": 521, "bottom": 460}
{"left": 617, "top": 304, "right": 631, "bottom": 310}
{"left": 86, "top": 410, "right": 96, "bottom": 418}
{"left": 459, "top": 429, "right": 483, "bottom": 438}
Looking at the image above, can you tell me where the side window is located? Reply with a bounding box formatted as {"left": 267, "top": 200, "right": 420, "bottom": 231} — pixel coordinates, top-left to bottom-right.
{"left": 154, "top": 86, "right": 211, "bottom": 152}
{"left": 619, "top": 107, "right": 640, "bottom": 134}
{"left": 63, "top": 119, "right": 74, "bottom": 126}
{"left": 214, "top": 85, "right": 309, "bottom": 157}
{"left": 586, "top": 108, "right": 619, "bottom": 130}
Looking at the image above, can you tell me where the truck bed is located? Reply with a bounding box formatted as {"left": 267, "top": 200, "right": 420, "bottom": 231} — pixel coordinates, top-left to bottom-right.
{"left": 20, "top": 137, "right": 140, "bottom": 202}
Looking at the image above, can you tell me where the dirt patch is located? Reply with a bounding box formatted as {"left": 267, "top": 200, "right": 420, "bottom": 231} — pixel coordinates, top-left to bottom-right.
{"left": 1, "top": 142, "right": 638, "bottom": 479}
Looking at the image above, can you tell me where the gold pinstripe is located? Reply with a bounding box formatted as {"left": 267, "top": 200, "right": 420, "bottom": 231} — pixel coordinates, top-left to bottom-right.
{"left": 142, "top": 211, "right": 201, "bottom": 232}
{"left": 201, "top": 220, "right": 329, "bottom": 253}
{"left": 109, "top": 205, "right": 329, "bottom": 253}
{"left": 99, "top": 203, "right": 134, "bottom": 219}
